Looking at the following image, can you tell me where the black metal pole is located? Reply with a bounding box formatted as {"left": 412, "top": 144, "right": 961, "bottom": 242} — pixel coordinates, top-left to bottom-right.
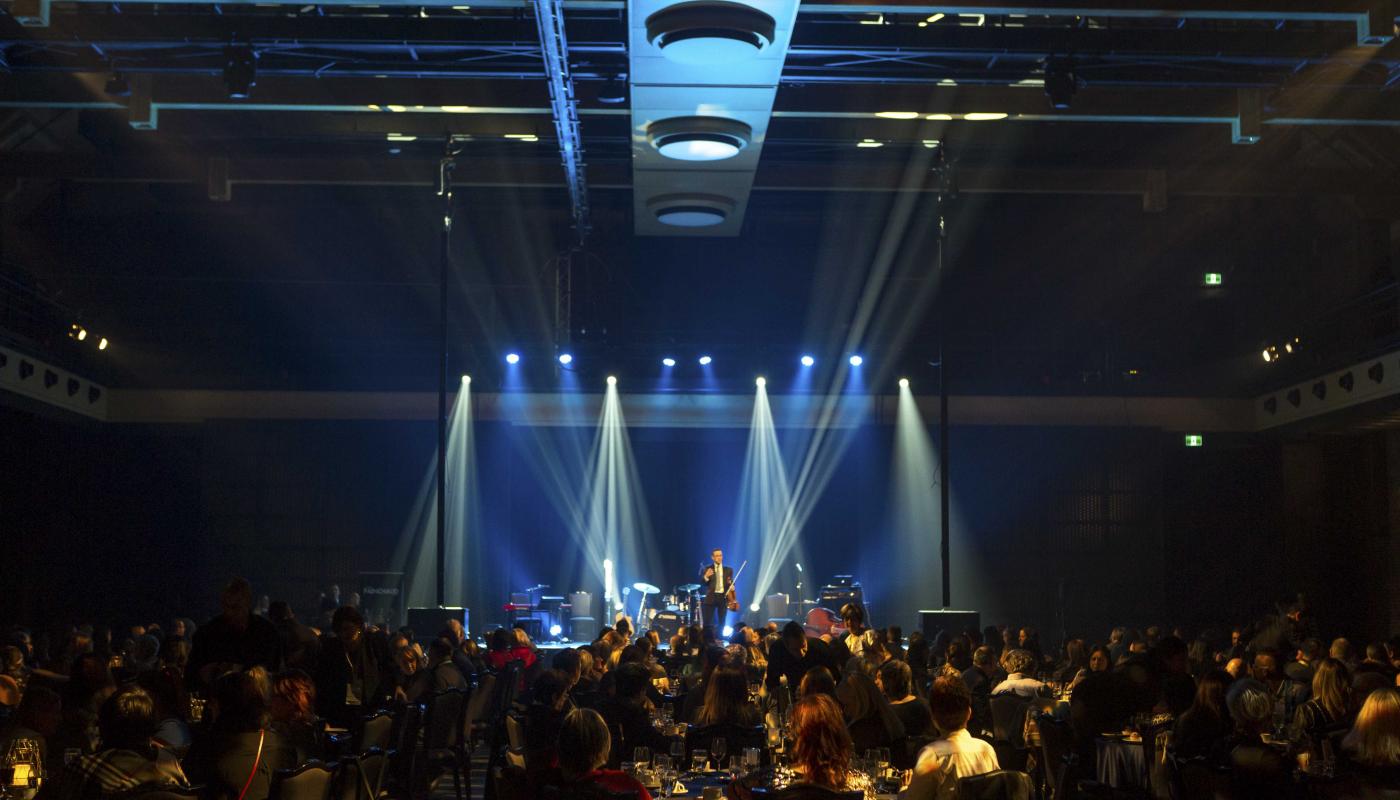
{"left": 436, "top": 145, "right": 454, "bottom": 609}
{"left": 937, "top": 158, "right": 952, "bottom": 609}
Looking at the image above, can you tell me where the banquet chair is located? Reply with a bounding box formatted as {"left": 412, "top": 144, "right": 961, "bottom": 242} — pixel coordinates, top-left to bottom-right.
{"left": 358, "top": 710, "right": 394, "bottom": 753}
{"left": 115, "top": 785, "right": 206, "bottom": 800}
{"left": 423, "top": 687, "right": 470, "bottom": 800}
{"left": 956, "top": 769, "right": 1034, "bottom": 800}
{"left": 270, "top": 761, "right": 338, "bottom": 800}
{"left": 337, "top": 748, "right": 390, "bottom": 800}
{"left": 750, "top": 786, "right": 863, "bottom": 800}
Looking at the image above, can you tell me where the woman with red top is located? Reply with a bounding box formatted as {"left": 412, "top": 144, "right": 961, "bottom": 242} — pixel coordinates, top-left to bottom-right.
{"left": 547, "top": 707, "right": 654, "bottom": 800}
{"left": 485, "top": 628, "right": 537, "bottom": 672}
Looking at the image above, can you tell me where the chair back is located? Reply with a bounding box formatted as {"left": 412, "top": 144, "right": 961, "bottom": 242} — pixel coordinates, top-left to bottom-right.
{"left": 463, "top": 673, "right": 496, "bottom": 743}
{"left": 270, "top": 762, "right": 337, "bottom": 800}
{"left": 1036, "top": 713, "right": 1073, "bottom": 798}
{"left": 388, "top": 703, "right": 423, "bottom": 794}
{"left": 1169, "top": 754, "right": 1229, "bottom": 800}
{"left": 505, "top": 714, "right": 526, "bottom": 752}
{"left": 337, "top": 748, "right": 390, "bottom": 800}
{"left": 424, "top": 688, "right": 468, "bottom": 751}
{"left": 955, "top": 769, "right": 1034, "bottom": 800}
{"left": 359, "top": 711, "right": 394, "bottom": 753}
{"left": 989, "top": 695, "right": 1032, "bottom": 748}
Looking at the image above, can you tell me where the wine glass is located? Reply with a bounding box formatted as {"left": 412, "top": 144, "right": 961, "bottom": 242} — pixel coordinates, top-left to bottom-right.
{"left": 711, "top": 737, "right": 727, "bottom": 764}
{"left": 634, "top": 747, "right": 652, "bottom": 767}
{"left": 670, "top": 738, "right": 686, "bottom": 766}
{"left": 655, "top": 754, "right": 671, "bottom": 773}
{"left": 660, "top": 769, "right": 678, "bottom": 798}
{"left": 728, "top": 755, "right": 742, "bottom": 781}
{"left": 690, "top": 749, "right": 709, "bottom": 774}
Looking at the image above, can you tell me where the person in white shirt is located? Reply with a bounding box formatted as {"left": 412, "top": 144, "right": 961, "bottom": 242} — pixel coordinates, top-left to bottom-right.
{"left": 990, "top": 649, "right": 1047, "bottom": 698}
{"left": 839, "top": 603, "right": 878, "bottom": 659}
{"left": 902, "top": 676, "right": 1000, "bottom": 800}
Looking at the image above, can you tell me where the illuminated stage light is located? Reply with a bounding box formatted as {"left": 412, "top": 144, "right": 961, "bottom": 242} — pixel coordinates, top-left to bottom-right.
{"left": 98, "top": 338, "right": 109, "bottom": 351}
{"left": 899, "top": 377, "right": 909, "bottom": 388}
{"left": 698, "top": 355, "right": 712, "bottom": 366}
{"left": 755, "top": 376, "right": 766, "bottom": 388}
{"left": 849, "top": 355, "right": 864, "bottom": 367}
{"left": 549, "top": 624, "right": 563, "bottom": 638}
{"left": 505, "top": 352, "right": 520, "bottom": 364}
{"left": 749, "top": 602, "right": 760, "bottom": 612}
{"left": 662, "top": 357, "right": 676, "bottom": 367}
{"left": 461, "top": 375, "right": 471, "bottom": 383}
{"left": 722, "top": 625, "right": 734, "bottom": 638}
{"left": 800, "top": 355, "right": 815, "bottom": 367}
{"left": 607, "top": 375, "right": 617, "bottom": 386}
{"left": 558, "top": 353, "right": 574, "bottom": 365}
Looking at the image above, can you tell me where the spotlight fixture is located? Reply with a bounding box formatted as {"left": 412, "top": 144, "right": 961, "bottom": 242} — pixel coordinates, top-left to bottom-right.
{"left": 647, "top": 193, "right": 735, "bottom": 227}
{"left": 1339, "top": 372, "right": 1355, "bottom": 392}
{"left": 549, "top": 624, "right": 563, "bottom": 638}
{"left": 698, "top": 355, "right": 712, "bottom": 366}
{"left": 721, "top": 624, "right": 734, "bottom": 638}
{"left": 505, "top": 352, "right": 521, "bottom": 365}
{"left": 647, "top": 116, "right": 752, "bottom": 162}
{"left": 1043, "top": 61, "right": 1077, "bottom": 110}
{"left": 899, "top": 377, "right": 909, "bottom": 388}
{"left": 662, "top": 357, "right": 676, "bottom": 367}
{"left": 88, "top": 386, "right": 101, "bottom": 404}
{"left": 607, "top": 375, "right": 617, "bottom": 386}
{"left": 67, "top": 378, "right": 80, "bottom": 397}
{"left": 848, "top": 355, "right": 863, "bottom": 367}
{"left": 755, "top": 376, "right": 766, "bottom": 388}
{"left": 43, "top": 369, "right": 58, "bottom": 389}
{"left": 222, "top": 46, "right": 258, "bottom": 99}
{"left": 644, "top": 1, "right": 776, "bottom": 66}
{"left": 105, "top": 71, "right": 130, "bottom": 97}
{"left": 800, "top": 355, "right": 815, "bottom": 367}
{"left": 98, "top": 338, "right": 109, "bottom": 350}
{"left": 461, "top": 374, "right": 471, "bottom": 383}
{"left": 18, "top": 360, "right": 34, "bottom": 380}
{"left": 597, "top": 75, "right": 627, "bottom": 105}
{"left": 558, "top": 353, "right": 574, "bottom": 365}
{"left": 748, "top": 602, "right": 760, "bottom": 612}
{"left": 963, "top": 112, "right": 1009, "bottom": 121}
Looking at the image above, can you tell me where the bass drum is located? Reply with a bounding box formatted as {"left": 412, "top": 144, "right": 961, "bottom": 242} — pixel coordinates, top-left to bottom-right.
{"left": 651, "top": 611, "right": 683, "bottom": 643}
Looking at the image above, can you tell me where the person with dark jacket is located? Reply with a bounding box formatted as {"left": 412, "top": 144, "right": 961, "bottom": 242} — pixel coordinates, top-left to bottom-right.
{"left": 765, "top": 622, "right": 838, "bottom": 697}
{"left": 404, "top": 638, "right": 468, "bottom": 703}
{"left": 268, "top": 602, "right": 320, "bottom": 672}
{"left": 597, "top": 664, "right": 669, "bottom": 757}
{"left": 313, "top": 607, "right": 393, "bottom": 728}
{"left": 183, "top": 669, "right": 295, "bottom": 800}
{"left": 186, "top": 579, "right": 283, "bottom": 692}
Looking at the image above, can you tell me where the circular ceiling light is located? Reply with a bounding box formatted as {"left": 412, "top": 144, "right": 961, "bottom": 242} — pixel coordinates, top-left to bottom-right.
{"left": 645, "top": 1, "right": 777, "bottom": 66}
{"left": 647, "top": 193, "right": 735, "bottom": 227}
{"left": 647, "top": 116, "right": 752, "bottom": 162}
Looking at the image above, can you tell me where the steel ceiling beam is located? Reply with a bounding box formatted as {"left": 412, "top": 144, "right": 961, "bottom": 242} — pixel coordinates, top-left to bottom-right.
{"left": 532, "top": 0, "right": 592, "bottom": 239}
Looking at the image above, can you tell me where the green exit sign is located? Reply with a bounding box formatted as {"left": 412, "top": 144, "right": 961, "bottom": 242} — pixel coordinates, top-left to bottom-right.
{"left": 1203, "top": 273, "right": 1223, "bottom": 286}
{"left": 1184, "top": 434, "right": 1204, "bottom": 447}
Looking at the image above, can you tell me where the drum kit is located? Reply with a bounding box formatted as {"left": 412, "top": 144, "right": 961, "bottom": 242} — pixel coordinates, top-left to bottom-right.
{"left": 628, "top": 580, "right": 703, "bottom": 638}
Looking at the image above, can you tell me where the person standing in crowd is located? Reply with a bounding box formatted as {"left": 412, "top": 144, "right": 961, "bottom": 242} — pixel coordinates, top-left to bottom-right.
{"left": 186, "top": 578, "right": 283, "bottom": 692}
{"left": 313, "top": 606, "right": 392, "bottom": 727}
{"left": 268, "top": 601, "right": 320, "bottom": 672}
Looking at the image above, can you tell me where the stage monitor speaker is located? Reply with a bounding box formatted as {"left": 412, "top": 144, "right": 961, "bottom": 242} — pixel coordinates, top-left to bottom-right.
{"left": 568, "top": 592, "right": 594, "bottom": 619}
{"left": 919, "top": 609, "right": 980, "bottom": 640}
{"left": 570, "top": 616, "right": 597, "bottom": 642}
{"left": 406, "top": 606, "right": 469, "bottom": 644}
{"left": 764, "top": 593, "right": 790, "bottom": 620}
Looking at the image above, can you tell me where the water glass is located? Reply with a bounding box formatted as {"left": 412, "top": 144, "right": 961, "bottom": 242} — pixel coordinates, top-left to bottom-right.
{"left": 743, "top": 747, "right": 761, "bottom": 770}
{"left": 691, "top": 750, "right": 709, "bottom": 773}
{"left": 878, "top": 747, "right": 891, "bottom": 775}
{"left": 712, "top": 737, "right": 727, "bottom": 762}
{"left": 660, "top": 769, "right": 679, "bottom": 798}
{"left": 655, "top": 754, "right": 672, "bottom": 773}
{"left": 728, "top": 755, "right": 742, "bottom": 781}
{"left": 634, "top": 747, "right": 652, "bottom": 767}
{"left": 670, "top": 739, "right": 686, "bottom": 764}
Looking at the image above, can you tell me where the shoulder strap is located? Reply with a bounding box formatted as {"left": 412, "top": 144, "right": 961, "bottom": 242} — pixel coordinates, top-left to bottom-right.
{"left": 236, "top": 729, "right": 267, "bottom": 800}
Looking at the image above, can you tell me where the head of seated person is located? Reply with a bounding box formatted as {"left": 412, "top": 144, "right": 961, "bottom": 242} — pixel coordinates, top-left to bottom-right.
{"left": 696, "top": 666, "right": 755, "bottom": 727}
{"left": 790, "top": 693, "right": 853, "bottom": 790}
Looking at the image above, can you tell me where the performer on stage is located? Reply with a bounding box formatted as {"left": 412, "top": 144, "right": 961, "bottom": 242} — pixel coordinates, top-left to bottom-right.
{"left": 699, "top": 548, "right": 734, "bottom": 631}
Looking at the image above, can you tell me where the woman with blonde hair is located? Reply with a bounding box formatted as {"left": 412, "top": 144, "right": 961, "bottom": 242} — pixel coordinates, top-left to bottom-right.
{"left": 1342, "top": 687, "right": 1400, "bottom": 786}
{"left": 1290, "top": 658, "right": 1351, "bottom": 753}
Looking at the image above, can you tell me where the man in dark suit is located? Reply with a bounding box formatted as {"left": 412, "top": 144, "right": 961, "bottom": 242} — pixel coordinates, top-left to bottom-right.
{"left": 314, "top": 606, "right": 394, "bottom": 727}
{"left": 699, "top": 548, "right": 733, "bottom": 632}
{"left": 765, "top": 621, "right": 838, "bottom": 697}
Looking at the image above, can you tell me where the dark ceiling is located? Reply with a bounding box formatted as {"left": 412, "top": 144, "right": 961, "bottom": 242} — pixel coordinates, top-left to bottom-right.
{"left": 1, "top": 0, "right": 1398, "bottom": 397}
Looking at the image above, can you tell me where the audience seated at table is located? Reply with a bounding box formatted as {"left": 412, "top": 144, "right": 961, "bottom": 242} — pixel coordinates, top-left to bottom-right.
{"left": 523, "top": 668, "right": 572, "bottom": 789}
{"left": 836, "top": 671, "right": 905, "bottom": 754}
{"left": 41, "top": 686, "right": 189, "bottom": 800}
{"left": 539, "top": 707, "right": 654, "bottom": 800}
{"left": 268, "top": 669, "right": 325, "bottom": 763}
{"left": 597, "top": 663, "right": 670, "bottom": 756}
{"left": 183, "top": 668, "right": 296, "bottom": 800}
{"left": 1341, "top": 686, "right": 1400, "bottom": 788}
{"left": 1170, "top": 668, "right": 1233, "bottom": 762}
{"left": 902, "top": 676, "right": 1000, "bottom": 800}
{"left": 878, "top": 660, "right": 932, "bottom": 738}
{"left": 1224, "top": 679, "right": 1296, "bottom": 798}
{"left": 1289, "top": 657, "right": 1352, "bottom": 755}
{"left": 787, "top": 693, "right": 868, "bottom": 794}
{"left": 694, "top": 666, "right": 762, "bottom": 727}
{"left": 990, "top": 649, "right": 1046, "bottom": 698}
{"left": 798, "top": 666, "right": 837, "bottom": 701}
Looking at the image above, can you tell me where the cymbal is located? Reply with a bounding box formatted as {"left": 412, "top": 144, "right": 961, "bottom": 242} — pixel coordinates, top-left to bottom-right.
{"left": 633, "top": 582, "right": 661, "bottom": 594}
{"left": 675, "top": 583, "right": 702, "bottom": 593}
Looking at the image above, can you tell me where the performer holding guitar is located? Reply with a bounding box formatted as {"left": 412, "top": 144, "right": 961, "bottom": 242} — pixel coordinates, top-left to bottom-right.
{"left": 699, "top": 548, "right": 743, "bottom": 631}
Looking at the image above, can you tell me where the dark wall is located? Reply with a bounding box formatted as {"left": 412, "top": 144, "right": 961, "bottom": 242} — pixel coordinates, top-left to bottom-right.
{"left": 5, "top": 403, "right": 1393, "bottom": 646}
